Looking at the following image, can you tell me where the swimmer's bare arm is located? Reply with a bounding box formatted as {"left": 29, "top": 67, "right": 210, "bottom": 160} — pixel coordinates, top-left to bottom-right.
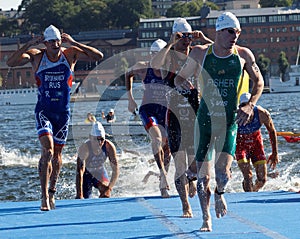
{"left": 236, "top": 46, "right": 264, "bottom": 126}
{"left": 62, "top": 33, "right": 103, "bottom": 67}
{"left": 191, "top": 30, "right": 214, "bottom": 44}
{"left": 106, "top": 140, "right": 119, "bottom": 190}
{"left": 76, "top": 143, "right": 89, "bottom": 199}
{"left": 151, "top": 33, "right": 181, "bottom": 78}
{"left": 174, "top": 45, "right": 207, "bottom": 90}
{"left": 6, "top": 36, "right": 44, "bottom": 67}
{"left": 258, "top": 107, "right": 279, "bottom": 169}
{"left": 125, "top": 61, "right": 148, "bottom": 113}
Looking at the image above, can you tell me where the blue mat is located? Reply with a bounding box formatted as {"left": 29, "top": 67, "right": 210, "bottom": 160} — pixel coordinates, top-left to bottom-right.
{"left": 0, "top": 191, "right": 299, "bottom": 239}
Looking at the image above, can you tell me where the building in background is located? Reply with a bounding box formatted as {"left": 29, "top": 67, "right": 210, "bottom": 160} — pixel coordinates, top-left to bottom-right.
{"left": 138, "top": 6, "right": 300, "bottom": 78}
{"left": 1, "top": 4, "right": 300, "bottom": 90}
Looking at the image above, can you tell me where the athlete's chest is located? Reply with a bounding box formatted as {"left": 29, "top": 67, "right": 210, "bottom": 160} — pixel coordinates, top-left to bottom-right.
{"left": 204, "top": 54, "right": 242, "bottom": 78}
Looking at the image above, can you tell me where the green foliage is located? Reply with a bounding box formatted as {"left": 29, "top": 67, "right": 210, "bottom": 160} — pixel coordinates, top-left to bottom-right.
{"left": 166, "top": 0, "right": 218, "bottom": 18}
{"left": 0, "top": 0, "right": 153, "bottom": 34}
{"left": 257, "top": 54, "right": 271, "bottom": 79}
{"left": 259, "top": 0, "right": 292, "bottom": 7}
{"left": 278, "top": 51, "right": 290, "bottom": 81}
{"left": 0, "top": 17, "right": 21, "bottom": 36}
{"left": 106, "top": 0, "right": 152, "bottom": 29}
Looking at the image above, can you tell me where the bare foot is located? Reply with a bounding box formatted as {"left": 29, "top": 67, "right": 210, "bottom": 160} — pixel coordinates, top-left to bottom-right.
{"left": 40, "top": 197, "right": 50, "bottom": 211}
{"left": 200, "top": 217, "right": 212, "bottom": 232}
{"left": 160, "top": 188, "right": 170, "bottom": 198}
{"left": 214, "top": 193, "right": 227, "bottom": 218}
{"left": 182, "top": 208, "right": 193, "bottom": 218}
{"left": 49, "top": 192, "right": 55, "bottom": 209}
{"left": 188, "top": 180, "right": 197, "bottom": 198}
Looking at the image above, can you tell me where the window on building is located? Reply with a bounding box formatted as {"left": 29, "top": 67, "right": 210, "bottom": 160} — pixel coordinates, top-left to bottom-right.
{"left": 249, "top": 16, "right": 266, "bottom": 23}
{"left": 239, "top": 17, "right": 247, "bottom": 24}
{"left": 16, "top": 72, "right": 21, "bottom": 78}
{"left": 269, "top": 15, "right": 287, "bottom": 23}
{"left": 289, "top": 14, "right": 300, "bottom": 21}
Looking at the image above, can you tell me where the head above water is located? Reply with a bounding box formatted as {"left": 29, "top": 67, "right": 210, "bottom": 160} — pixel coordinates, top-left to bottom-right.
{"left": 90, "top": 122, "right": 105, "bottom": 139}
{"left": 215, "top": 12, "right": 241, "bottom": 32}
{"left": 172, "top": 18, "right": 192, "bottom": 33}
{"left": 44, "top": 25, "right": 61, "bottom": 42}
{"left": 150, "top": 39, "right": 167, "bottom": 53}
{"left": 239, "top": 92, "right": 251, "bottom": 105}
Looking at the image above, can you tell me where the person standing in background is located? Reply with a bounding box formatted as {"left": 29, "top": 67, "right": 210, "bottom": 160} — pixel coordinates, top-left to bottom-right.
{"left": 6, "top": 24, "right": 104, "bottom": 211}
{"left": 126, "top": 39, "right": 171, "bottom": 198}
{"left": 102, "top": 109, "right": 116, "bottom": 123}
{"left": 174, "top": 12, "right": 264, "bottom": 231}
{"left": 236, "top": 93, "right": 279, "bottom": 192}
{"left": 85, "top": 112, "right": 97, "bottom": 123}
{"left": 151, "top": 18, "right": 213, "bottom": 217}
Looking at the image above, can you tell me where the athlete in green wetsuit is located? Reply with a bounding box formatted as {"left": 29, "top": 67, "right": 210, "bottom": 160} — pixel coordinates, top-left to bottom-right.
{"left": 174, "top": 12, "right": 264, "bottom": 232}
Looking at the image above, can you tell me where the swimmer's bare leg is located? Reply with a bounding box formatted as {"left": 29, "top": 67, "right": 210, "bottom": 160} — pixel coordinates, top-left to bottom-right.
{"left": 175, "top": 175, "right": 193, "bottom": 218}
{"left": 197, "top": 177, "right": 212, "bottom": 232}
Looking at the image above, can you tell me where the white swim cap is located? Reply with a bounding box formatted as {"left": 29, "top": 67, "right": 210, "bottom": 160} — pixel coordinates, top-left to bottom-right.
{"left": 109, "top": 109, "right": 114, "bottom": 113}
{"left": 90, "top": 122, "right": 105, "bottom": 138}
{"left": 216, "top": 12, "right": 241, "bottom": 32}
{"left": 44, "top": 25, "right": 61, "bottom": 41}
{"left": 172, "top": 18, "right": 192, "bottom": 33}
{"left": 239, "top": 93, "right": 251, "bottom": 104}
{"left": 150, "top": 39, "right": 167, "bottom": 53}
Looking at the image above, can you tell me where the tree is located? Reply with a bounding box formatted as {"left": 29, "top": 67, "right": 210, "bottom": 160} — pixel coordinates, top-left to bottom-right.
{"left": 257, "top": 54, "right": 271, "bottom": 82}
{"left": 259, "top": 0, "right": 293, "bottom": 7}
{"left": 114, "top": 56, "right": 129, "bottom": 86}
{"left": 166, "top": 0, "right": 218, "bottom": 18}
{"left": 278, "top": 51, "right": 290, "bottom": 82}
{"left": 106, "top": 0, "right": 152, "bottom": 29}
{"left": 0, "top": 17, "right": 21, "bottom": 36}
{"left": 68, "top": 0, "right": 109, "bottom": 31}
{"left": 22, "top": 0, "right": 82, "bottom": 34}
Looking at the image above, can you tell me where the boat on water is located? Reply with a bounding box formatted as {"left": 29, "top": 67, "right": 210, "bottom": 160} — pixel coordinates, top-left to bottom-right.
{"left": 96, "top": 83, "right": 144, "bottom": 101}
{"left": 0, "top": 88, "right": 38, "bottom": 106}
{"left": 69, "top": 120, "right": 146, "bottom": 140}
{"left": 269, "top": 65, "right": 300, "bottom": 93}
{"left": 0, "top": 82, "right": 80, "bottom": 106}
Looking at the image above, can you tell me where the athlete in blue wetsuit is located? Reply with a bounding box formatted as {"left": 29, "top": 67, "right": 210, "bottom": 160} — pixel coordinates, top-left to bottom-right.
{"left": 7, "top": 25, "right": 103, "bottom": 211}
{"left": 126, "top": 39, "right": 172, "bottom": 198}
{"left": 76, "top": 122, "right": 119, "bottom": 199}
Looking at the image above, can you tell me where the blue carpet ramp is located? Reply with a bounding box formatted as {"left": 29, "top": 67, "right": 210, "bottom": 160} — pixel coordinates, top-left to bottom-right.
{"left": 0, "top": 191, "right": 299, "bottom": 239}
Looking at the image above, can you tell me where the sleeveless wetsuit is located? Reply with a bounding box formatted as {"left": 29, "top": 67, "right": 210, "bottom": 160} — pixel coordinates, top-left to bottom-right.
{"left": 196, "top": 45, "right": 243, "bottom": 161}
{"left": 165, "top": 50, "right": 200, "bottom": 155}
{"left": 236, "top": 106, "right": 266, "bottom": 165}
{"left": 139, "top": 67, "right": 168, "bottom": 136}
{"left": 34, "top": 50, "right": 73, "bottom": 145}
{"left": 83, "top": 140, "right": 109, "bottom": 198}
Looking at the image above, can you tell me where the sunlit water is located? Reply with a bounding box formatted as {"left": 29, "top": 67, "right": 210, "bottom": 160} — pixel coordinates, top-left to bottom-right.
{"left": 0, "top": 92, "right": 299, "bottom": 202}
